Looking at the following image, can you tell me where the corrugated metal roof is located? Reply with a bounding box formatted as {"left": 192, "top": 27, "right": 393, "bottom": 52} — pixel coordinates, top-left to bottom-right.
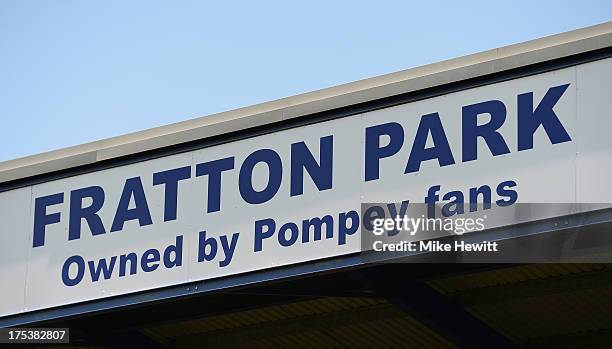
{"left": 428, "top": 263, "right": 612, "bottom": 347}
{"left": 25, "top": 263, "right": 612, "bottom": 348}
{"left": 427, "top": 263, "right": 612, "bottom": 294}
{"left": 139, "top": 264, "right": 612, "bottom": 348}
{"left": 140, "top": 297, "right": 455, "bottom": 349}
{"left": 468, "top": 287, "right": 612, "bottom": 342}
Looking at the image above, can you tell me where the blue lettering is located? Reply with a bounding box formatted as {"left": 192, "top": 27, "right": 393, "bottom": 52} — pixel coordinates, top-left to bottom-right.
{"left": 278, "top": 222, "right": 299, "bottom": 247}
{"left": 153, "top": 166, "right": 192, "bottom": 221}
{"left": 301, "top": 215, "right": 334, "bottom": 243}
{"left": 338, "top": 210, "right": 359, "bottom": 245}
{"left": 462, "top": 100, "right": 510, "bottom": 161}
{"left": 218, "top": 233, "right": 239, "bottom": 267}
{"left": 69, "top": 186, "right": 106, "bottom": 241}
{"left": 365, "top": 122, "right": 404, "bottom": 181}
{"left": 198, "top": 231, "right": 217, "bottom": 262}
{"left": 119, "top": 253, "right": 137, "bottom": 277}
{"left": 163, "top": 235, "right": 183, "bottom": 268}
{"left": 141, "top": 248, "right": 160, "bottom": 273}
{"left": 33, "top": 193, "right": 64, "bottom": 248}
{"left": 496, "top": 180, "right": 518, "bottom": 206}
{"left": 111, "top": 177, "right": 153, "bottom": 232}
{"left": 88, "top": 256, "right": 117, "bottom": 281}
{"left": 406, "top": 113, "right": 455, "bottom": 173}
{"left": 290, "top": 135, "right": 333, "bottom": 196}
{"left": 239, "top": 149, "right": 282, "bottom": 204}
{"left": 254, "top": 218, "right": 275, "bottom": 252}
{"left": 518, "top": 84, "right": 572, "bottom": 151}
{"left": 62, "top": 255, "right": 85, "bottom": 286}
{"left": 196, "top": 157, "right": 235, "bottom": 213}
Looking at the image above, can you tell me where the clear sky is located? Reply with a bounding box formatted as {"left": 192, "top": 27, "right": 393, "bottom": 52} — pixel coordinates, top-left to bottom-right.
{"left": 1, "top": 1, "right": 611, "bottom": 162}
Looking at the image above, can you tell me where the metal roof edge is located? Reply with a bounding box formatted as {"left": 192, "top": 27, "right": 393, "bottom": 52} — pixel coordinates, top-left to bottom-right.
{"left": 2, "top": 21, "right": 612, "bottom": 184}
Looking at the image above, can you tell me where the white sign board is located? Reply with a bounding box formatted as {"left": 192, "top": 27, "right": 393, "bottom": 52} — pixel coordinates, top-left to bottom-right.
{"left": 1, "top": 57, "right": 612, "bottom": 317}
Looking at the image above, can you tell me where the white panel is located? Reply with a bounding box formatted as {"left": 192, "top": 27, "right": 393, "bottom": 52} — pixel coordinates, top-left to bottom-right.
{"left": 26, "top": 152, "right": 194, "bottom": 311}
{"left": 576, "top": 58, "right": 612, "bottom": 202}
{"left": 1, "top": 57, "right": 611, "bottom": 317}
{"left": 361, "top": 66, "right": 577, "bottom": 205}
{"left": 187, "top": 118, "right": 362, "bottom": 283}
{"left": 0, "top": 187, "right": 31, "bottom": 316}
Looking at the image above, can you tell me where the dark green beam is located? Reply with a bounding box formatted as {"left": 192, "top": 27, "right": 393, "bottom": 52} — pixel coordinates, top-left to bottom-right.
{"left": 351, "top": 267, "right": 519, "bottom": 349}
{"left": 173, "top": 302, "right": 402, "bottom": 349}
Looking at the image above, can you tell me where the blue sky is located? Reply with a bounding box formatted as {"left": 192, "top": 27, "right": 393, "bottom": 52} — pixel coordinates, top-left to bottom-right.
{"left": 1, "top": 1, "right": 611, "bottom": 162}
